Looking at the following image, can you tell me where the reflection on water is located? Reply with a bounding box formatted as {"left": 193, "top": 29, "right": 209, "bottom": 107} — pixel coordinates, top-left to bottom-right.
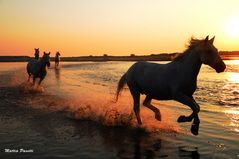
{"left": 225, "top": 108, "right": 239, "bottom": 132}
{"left": 227, "top": 60, "right": 239, "bottom": 65}
{"left": 227, "top": 72, "right": 239, "bottom": 82}
{"left": 221, "top": 72, "right": 239, "bottom": 106}
{"left": 178, "top": 146, "right": 200, "bottom": 159}
{"left": 54, "top": 67, "right": 61, "bottom": 81}
{"left": 194, "top": 61, "right": 239, "bottom": 107}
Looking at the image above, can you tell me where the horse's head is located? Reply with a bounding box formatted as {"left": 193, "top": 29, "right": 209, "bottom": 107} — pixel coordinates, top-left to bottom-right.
{"left": 34, "top": 48, "right": 39, "bottom": 54}
{"left": 196, "top": 36, "right": 226, "bottom": 73}
{"left": 56, "top": 51, "right": 60, "bottom": 56}
{"left": 43, "top": 52, "right": 51, "bottom": 67}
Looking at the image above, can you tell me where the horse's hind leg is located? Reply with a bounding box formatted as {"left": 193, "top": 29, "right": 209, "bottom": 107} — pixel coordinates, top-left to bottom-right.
{"left": 38, "top": 79, "right": 42, "bottom": 86}
{"left": 129, "top": 87, "right": 142, "bottom": 125}
{"left": 27, "top": 71, "right": 31, "bottom": 82}
{"left": 143, "top": 96, "right": 161, "bottom": 121}
{"left": 33, "top": 76, "right": 36, "bottom": 86}
{"left": 28, "top": 74, "right": 31, "bottom": 82}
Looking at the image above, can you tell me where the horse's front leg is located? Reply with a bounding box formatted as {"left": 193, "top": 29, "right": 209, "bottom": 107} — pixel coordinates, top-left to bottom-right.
{"left": 38, "top": 76, "right": 45, "bottom": 86}
{"left": 191, "top": 112, "right": 200, "bottom": 135}
{"left": 177, "top": 112, "right": 194, "bottom": 122}
{"left": 173, "top": 93, "right": 200, "bottom": 135}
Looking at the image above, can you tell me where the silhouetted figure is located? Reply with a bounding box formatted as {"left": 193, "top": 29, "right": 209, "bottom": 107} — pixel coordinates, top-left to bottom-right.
{"left": 34, "top": 48, "right": 40, "bottom": 60}
{"left": 55, "top": 51, "right": 61, "bottom": 68}
{"left": 115, "top": 36, "right": 226, "bottom": 136}
{"left": 27, "top": 52, "right": 51, "bottom": 86}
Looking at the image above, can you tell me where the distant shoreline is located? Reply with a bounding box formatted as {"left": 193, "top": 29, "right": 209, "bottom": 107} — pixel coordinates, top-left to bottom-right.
{"left": 0, "top": 51, "right": 238, "bottom": 62}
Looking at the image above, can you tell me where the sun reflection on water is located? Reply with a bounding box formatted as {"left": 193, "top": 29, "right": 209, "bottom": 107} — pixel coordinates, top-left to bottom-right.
{"left": 225, "top": 108, "right": 239, "bottom": 132}
{"left": 227, "top": 72, "right": 239, "bottom": 83}
{"left": 219, "top": 61, "right": 239, "bottom": 106}
{"left": 227, "top": 60, "right": 239, "bottom": 65}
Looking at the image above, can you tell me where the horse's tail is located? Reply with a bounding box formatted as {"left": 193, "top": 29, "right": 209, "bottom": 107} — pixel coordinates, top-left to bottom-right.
{"left": 115, "top": 73, "right": 127, "bottom": 102}
{"left": 26, "top": 60, "right": 32, "bottom": 75}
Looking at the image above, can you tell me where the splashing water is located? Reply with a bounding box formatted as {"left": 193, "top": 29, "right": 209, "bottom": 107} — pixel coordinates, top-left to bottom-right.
{"left": 1, "top": 63, "right": 179, "bottom": 133}
{"left": 59, "top": 91, "right": 180, "bottom": 133}
{"left": 18, "top": 82, "right": 45, "bottom": 93}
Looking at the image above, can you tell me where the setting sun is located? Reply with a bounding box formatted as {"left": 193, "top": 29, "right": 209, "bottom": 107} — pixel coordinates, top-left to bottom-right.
{"left": 225, "top": 16, "right": 239, "bottom": 38}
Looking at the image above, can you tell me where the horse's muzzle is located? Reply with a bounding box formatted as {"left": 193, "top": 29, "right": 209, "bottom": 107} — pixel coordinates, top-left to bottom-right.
{"left": 47, "top": 62, "right": 51, "bottom": 67}
{"left": 214, "top": 61, "right": 226, "bottom": 73}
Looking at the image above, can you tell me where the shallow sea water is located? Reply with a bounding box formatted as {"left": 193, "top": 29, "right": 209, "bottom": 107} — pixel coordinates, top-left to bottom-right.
{"left": 0, "top": 61, "right": 238, "bottom": 158}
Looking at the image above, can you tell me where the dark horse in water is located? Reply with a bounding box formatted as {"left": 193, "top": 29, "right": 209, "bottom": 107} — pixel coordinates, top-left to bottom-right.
{"left": 115, "top": 36, "right": 226, "bottom": 135}
{"left": 27, "top": 52, "right": 51, "bottom": 86}
{"left": 55, "top": 51, "right": 61, "bottom": 68}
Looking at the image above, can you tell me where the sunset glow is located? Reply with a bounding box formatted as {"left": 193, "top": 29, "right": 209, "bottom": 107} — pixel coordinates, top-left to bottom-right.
{"left": 225, "top": 16, "right": 239, "bottom": 38}
{"left": 228, "top": 73, "right": 239, "bottom": 83}
{"left": 1, "top": 0, "right": 239, "bottom": 56}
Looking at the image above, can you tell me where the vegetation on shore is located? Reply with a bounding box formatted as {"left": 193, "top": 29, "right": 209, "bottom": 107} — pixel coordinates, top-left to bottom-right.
{"left": 0, "top": 51, "right": 238, "bottom": 62}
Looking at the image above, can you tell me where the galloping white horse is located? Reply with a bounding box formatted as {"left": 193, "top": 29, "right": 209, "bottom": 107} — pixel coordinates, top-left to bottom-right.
{"left": 115, "top": 36, "right": 226, "bottom": 135}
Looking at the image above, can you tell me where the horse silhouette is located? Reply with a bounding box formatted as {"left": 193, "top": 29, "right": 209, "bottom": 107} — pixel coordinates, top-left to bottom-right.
{"left": 115, "top": 36, "right": 226, "bottom": 135}
{"left": 34, "top": 48, "right": 40, "bottom": 60}
{"left": 27, "top": 52, "right": 51, "bottom": 86}
{"left": 55, "top": 51, "right": 61, "bottom": 68}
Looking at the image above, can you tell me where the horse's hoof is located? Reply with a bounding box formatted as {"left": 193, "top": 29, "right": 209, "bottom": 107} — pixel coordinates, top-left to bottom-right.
{"left": 191, "top": 123, "right": 199, "bottom": 136}
{"left": 137, "top": 120, "right": 142, "bottom": 125}
{"left": 155, "top": 113, "right": 161, "bottom": 121}
{"left": 177, "top": 115, "right": 187, "bottom": 122}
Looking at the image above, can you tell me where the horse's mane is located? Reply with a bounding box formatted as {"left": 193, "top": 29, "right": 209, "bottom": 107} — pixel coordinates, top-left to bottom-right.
{"left": 173, "top": 37, "right": 204, "bottom": 61}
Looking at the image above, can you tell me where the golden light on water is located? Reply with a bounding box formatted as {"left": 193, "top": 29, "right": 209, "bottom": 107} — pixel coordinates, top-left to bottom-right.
{"left": 228, "top": 73, "right": 239, "bottom": 82}
{"left": 228, "top": 60, "right": 239, "bottom": 65}
{"left": 222, "top": 61, "right": 239, "bottom": 133}
{"left": 225, "top": 108, "right": 239, "bottom": 133}
{"left": 225, "top": 109, "right": 239, "bottom": 116}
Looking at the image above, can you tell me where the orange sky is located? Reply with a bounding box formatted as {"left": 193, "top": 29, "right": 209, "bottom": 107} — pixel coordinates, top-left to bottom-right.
{"left": 1, "top": 0, "right": 239, "bottom": 56}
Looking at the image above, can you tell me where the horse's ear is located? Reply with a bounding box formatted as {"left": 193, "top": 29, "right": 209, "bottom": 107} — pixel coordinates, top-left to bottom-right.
{"left": 44, "top": 52, "right": 46, "bottom": 55}
{"left": 209, "top": 36, "right": 215, "bottom": 44}
{"left": 48, "top": 52, "right": 51, "bottom": 55}
{"left": 205, "top": 35, "right": 209, "bottom": 42}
